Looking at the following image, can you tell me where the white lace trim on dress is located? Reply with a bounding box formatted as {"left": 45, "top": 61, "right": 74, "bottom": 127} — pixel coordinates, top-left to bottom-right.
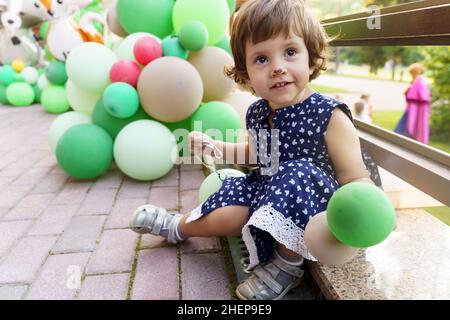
{"left": 242, "top": 205, "right": 317, "bottom": 270}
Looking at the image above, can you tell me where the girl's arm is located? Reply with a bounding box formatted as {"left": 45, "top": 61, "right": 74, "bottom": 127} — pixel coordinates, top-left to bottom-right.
{"left": 213, "top": 134, "right": 258, "bottom": 167}
{"left": 325, "top": 108, "right": 374, "bottom": 186}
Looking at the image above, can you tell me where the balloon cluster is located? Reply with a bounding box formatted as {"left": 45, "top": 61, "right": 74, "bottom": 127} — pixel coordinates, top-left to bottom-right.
{"left": 304, "top": 182, "right": 396, "bottom": 266}
{"left": 39, "top": 60, "right": 70, "bottom": 113}
{"left": 0, "top": 59, "right": 41, "bottom": 106}
{"left": 48, "top": 0, "right": 253, "bottom": 183}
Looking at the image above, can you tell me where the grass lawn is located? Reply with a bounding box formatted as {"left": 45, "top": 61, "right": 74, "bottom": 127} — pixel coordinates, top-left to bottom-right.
{"left": 372, "top": 111, "right": 450, "bottom": 225}
{"left": 309, "top": 84, "right": 352, "bottom": 94}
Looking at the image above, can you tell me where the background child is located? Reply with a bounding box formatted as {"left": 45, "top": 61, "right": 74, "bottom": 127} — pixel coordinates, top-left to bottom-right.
{"left": 130, "top": 0, "right": 381, "bottom": 300}
{"left": 354, "top": 100, "right": 372, "bottom": 123}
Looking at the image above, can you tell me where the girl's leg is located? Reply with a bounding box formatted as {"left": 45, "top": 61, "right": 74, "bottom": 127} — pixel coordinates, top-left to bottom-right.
{"left": 179, "top": 205, "right": 250, "bottom": 238}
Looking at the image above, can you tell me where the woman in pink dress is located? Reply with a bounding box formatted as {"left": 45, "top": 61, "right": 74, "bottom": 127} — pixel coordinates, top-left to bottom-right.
{"left": 395, "top": 63, "right": 431, "bottom": 144}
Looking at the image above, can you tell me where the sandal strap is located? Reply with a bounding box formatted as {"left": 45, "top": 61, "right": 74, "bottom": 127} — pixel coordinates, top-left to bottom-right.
{"left": 253, "top": 265, "right": 283, "bottom": 295}
{"left": 151, "top": 207, "right": 166, "bottom": 235}
{"left": 167, "top": 214, "right": 182, "bottom": 244}
{"left": 271, "top": 256, "right": 305, "bottom": 278}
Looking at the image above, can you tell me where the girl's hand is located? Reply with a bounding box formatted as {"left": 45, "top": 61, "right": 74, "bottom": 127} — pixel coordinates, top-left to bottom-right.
{"left": 188, "top": 131, "right": 215, "bottom": 156}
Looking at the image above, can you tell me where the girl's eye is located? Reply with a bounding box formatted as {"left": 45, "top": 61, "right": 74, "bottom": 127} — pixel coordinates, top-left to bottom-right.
{"left": 255, "top": 56, "right": 268, "bottom": 64}
{"left": 286, "top": 48, "right": 297, "bottom": 57}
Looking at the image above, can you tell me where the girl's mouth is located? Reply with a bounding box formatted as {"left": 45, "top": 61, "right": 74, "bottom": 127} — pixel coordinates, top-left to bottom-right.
{"left": 271, "top": 82, "right": 292, "bottom": 90}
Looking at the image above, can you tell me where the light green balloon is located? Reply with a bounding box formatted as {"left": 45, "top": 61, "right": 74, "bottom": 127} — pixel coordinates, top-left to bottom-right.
{"left": 113, "top": 120, "right": 178, "bottom": 181}
{"left": 0, "top": 84, "right": 9, "bottom": 105}
{"left": 115, "top": 32, "right": 160, "bottom": 63}
{"left": 66, "top": 80, "right": 101, "bottom": 115}
{"left": 22, "top": 67, "right": 39, "bottom": 85}
{"left": 37, "top": 74, "right": 50, "bottom": 91}
{"left": 173, "top": 0, "right": 230, "bottom": 45}
{"left": 41, "top": 85, "right": 70, "bottom": 114}
{"left": 48, "top": 111, "right": 92, "bottom": 153}
{"left": 178, "top": 21, "right": 209, "bottom": 51}
{"left": 198, "top": 168, "right": 246, "bottom": 203}
{"left": 214, "top": 35, "right": 231, "bottom": 55}
{"left": 66, "top": 42, "right": 117, "bottom": 94}
{"left": 162, "top": 35, "right": 189, "bottom": 59}
{"left": 6, "top": 82, "right": 35, "bottom": 107}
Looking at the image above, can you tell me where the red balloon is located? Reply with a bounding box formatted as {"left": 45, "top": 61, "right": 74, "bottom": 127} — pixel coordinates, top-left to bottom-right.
{"left": 134, "top": 37, "right": 163, "bottom": 66}
{"left": 110, "top": 60, "right": 141, "bottom": 88}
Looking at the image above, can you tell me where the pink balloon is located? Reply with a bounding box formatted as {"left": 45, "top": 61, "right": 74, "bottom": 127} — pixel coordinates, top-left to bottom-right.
{"left": 134, "top": 37, "right": 163, "bottom": 66}
{"left": 110, "top": 60, "right": 141, "bottom": 88}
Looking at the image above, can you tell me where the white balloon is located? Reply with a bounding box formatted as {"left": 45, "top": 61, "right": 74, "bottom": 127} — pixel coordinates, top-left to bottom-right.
{"left": 114, "top": 32, "right": 160, "bottom": 63}
{"left": 37, "top": 74, "right": 50, "bottom": 91}
{"left": 22, "top": 66, "right": 39, "bottom": 84}
{"left": 66, "top": 80, "right": 101, "bottom": 115}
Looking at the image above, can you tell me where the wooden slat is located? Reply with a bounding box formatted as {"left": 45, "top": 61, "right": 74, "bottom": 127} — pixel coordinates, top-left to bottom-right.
{"left": 322, "top": 0, "right": 450, "bottom": 46}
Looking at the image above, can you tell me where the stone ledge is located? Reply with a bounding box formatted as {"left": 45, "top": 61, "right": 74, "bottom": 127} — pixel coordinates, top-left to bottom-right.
{"left": 309, "top": 209, "right": 450, "bottom": 300}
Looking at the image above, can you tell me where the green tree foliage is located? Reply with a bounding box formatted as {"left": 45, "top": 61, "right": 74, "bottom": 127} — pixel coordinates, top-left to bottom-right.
{"left": 422, "top": 47, "right": 450, "bottom": 138}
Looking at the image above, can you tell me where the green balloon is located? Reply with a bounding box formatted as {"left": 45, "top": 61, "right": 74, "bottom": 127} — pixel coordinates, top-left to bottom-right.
{"left": 327, "top": 182, "right": 396, "bottom": 248}
{"left": 162, "top": 35, "right": 189, "bottom": 59}
{"left": 46, "top": 61, "right": 68, "bottom": 85}
{"left": 92, "top": 99, "right": 150, "bottom": 140}
{"left": 0, "top": 65, "right": 16, "bottom": 86}
{"left": 199, "top": 168, "right": 246, "bottom": 203}
{"left": 49, "top": 111, "right": 91, "bottom": 153}
{"left": 0, "top": 84, "right": 10, "bottom": 105}
{"left": 6, "top": 83, "right": 35, "bottom": 107}
{"left": 227, "top": 0, "right": 236, "bottom": 15}
{"left": 103, "top": 82, "right": 139, "bottom": 119}
{"left": 113, "top": 120, "right": 177, "bottom": 181}
{"left": 33, "top": 84, "right": 41, "bottom": 103}
{"left": 40, "top": 21, "right": 49, "bottom": 40}
{"left": 179, "top": 21, "right": 209, "bottom": 52}
{"left": 214, "top": 35, "right": 231, "bottom": 55}
{"left": 56, "top": 124, "right": 113, "bottom": 179}
{"left": 41, "top": 85, "right": 70, "bottom": 114}
{"left": 162, "top": 116, "right": 192, "bottom": 157}
{"left": 190, "top": 101, "right": 242, "bottom": 143}
{"left": 117, "top": 0, "right": 175, "bottom": 38}
{"left": 173, "top": 0, "right": 230, "bottom": 45}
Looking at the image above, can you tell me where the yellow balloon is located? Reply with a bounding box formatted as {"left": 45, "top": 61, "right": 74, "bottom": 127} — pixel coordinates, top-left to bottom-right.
{"left": 12, "top": 59, "right": 25, "bottom": 72}
{"left": 304, "top": 211, "right": 360, "bottom": 266}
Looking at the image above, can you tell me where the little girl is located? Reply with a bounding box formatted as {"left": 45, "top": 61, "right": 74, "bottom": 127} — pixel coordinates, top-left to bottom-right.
{"left": 130, "top": 0, "right": 381, "bottom": 300}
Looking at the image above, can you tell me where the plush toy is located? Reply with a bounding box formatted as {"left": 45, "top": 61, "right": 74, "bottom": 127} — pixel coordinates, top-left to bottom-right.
{"left": 28, "top": 0, "right": 105, "bottom": 61}
{"left": 0, "top": 0, "right": 41, "bottom": 66}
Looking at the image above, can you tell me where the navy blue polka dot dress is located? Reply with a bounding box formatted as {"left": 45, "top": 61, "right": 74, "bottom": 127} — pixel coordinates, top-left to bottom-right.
{"left": 186, "top": 92, "right": 381, "bottom": 269}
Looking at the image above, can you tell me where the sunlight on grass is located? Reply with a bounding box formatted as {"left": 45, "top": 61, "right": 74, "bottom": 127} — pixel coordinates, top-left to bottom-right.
{"left": 424, "top": 207, "right": 450, "bottom": 226}
{"left": 309, "top": 84, "right": 351, "bottom": 94}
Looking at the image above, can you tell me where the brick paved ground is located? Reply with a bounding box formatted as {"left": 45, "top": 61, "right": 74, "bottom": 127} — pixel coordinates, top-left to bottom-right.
{"left": 0, "top": 104, "right": 233, "bottom": 300}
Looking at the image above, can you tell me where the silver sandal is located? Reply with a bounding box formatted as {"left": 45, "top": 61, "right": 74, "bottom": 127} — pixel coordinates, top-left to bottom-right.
{"left": 130, "top": 204, "right": 183, "bottom": 244}
{"left": 235, "top": 254, "right": 305, "bottom": 300}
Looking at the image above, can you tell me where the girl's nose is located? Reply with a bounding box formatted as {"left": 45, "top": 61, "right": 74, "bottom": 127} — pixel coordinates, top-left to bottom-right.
{"left": 271, "top": 66, "right": 287, "bottom": 77}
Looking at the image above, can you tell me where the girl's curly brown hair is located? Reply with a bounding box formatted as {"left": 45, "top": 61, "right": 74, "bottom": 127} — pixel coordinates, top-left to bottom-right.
{"left": 226, "top": 0, "right": 331, "bottom": 92}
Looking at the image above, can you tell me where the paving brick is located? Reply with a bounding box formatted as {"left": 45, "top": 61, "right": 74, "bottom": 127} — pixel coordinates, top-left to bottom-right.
{"left": 151, "top": 168, "right": 178, "bottom": 187}
{"left": 91, "top": 171, "right": 124, "bottom": 190}
{"left": 25, "top": 252, "right": 90, "bottom": 300}
{"left": 31, "top": 172, "right": 68, "bottom": 194}
{"left": 77, "top": 189, "right": 117, "bottom": 216}
{"left": 3, "top": 193, "right": 55, "bottom": 221}
{"left": 0, "top": 206, "right": 10, "bottom": 220}
{"left": 181, "top": 253, "right": 231, "bottom": 300}
{"left": 27, "top": 205, "right": 78, "bottom": 236}
{"left": 0, "top": 176, "right": 14, "bottom": 188}
{"left": 51, "top": 181, "right": 92, "bottom": 205}
{"left": 34, "top": 155, "right": 57, "bottom": 168}
{"left": 86, "top": 229, "right": 138, "bottom": 275}
{"left": 52, "top": 215, "right": 106, "bottom": 254}
{"left": 0, "top": 285, "right": 28, "bottom": 300}
{"left": 77, "top": 273, "right": 129, "bottom": 300}
{"left": 0, "top": 184, "right": 34, "bottom": 208}
{"left": 117, "top": 178, "right": 150, "bottom": 199}
{"left": 139, "top": 234, "right": 173, "bottom": 250}
{"left": 0, "top": 236, "right": 58, "bottom": 284}
{"left": 180, "top": 190, "right": 202, "bottom": 214}
{"left": 131, "top": 248, "right": 179, "bottom": 300}
{"left": 0, "top": 220, "right": 34, "bottom": 257}
{"left": 180, "top": 164, "right": 204, "bottom": 172}
{"left": 180, "top": 169, "right": 205, "bottom": 191}
{"left": 12, "top": 167, "right": 52, "bottom": 186}
{"left": 104, "top": 198, "right": 146, "bottom": 230}
{"left": 148, "top": 187, "right": 179, "bottom": 211}
{"left": 180, "top": 237, "right": 221, "bottom": 254}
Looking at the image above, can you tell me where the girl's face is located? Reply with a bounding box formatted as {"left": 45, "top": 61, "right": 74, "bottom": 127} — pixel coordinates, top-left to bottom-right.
{"left": 245, "top": 34, "right": 315, "bottom": 109}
